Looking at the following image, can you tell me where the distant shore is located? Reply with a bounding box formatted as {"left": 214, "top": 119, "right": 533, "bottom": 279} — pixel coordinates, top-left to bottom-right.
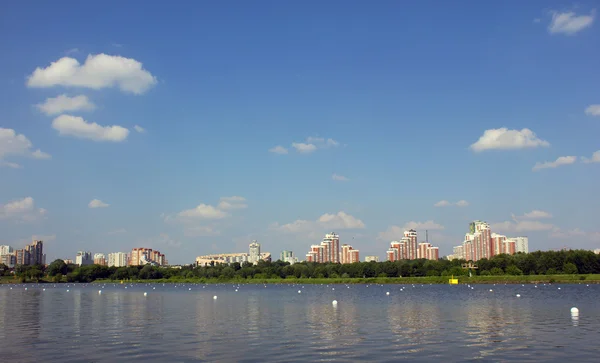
{"left": 91, "top": 274, "right": 600, "bottom": 285}
{"left": 3, "top": 274, "right": 600, "bottom": 285}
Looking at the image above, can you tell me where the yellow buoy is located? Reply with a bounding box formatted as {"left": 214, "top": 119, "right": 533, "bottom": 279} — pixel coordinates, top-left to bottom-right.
{"left": 449, "top": 275, "right": 459, "bottom": 285}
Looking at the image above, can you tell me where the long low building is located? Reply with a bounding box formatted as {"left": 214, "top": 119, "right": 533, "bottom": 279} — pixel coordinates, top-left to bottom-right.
{"left": 195, "top": 252, "right": 271, "bottom": 266}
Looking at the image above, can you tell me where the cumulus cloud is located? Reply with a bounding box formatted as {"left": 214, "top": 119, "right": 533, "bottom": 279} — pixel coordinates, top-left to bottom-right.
{"left": 272, "top": 211, "right": 365, "bottom": 234}
{"left": 0, "top": 197, "right": 47, "bottom": 222}
{"left": 52, "top": 114, "right": 129, "bottom": 142}
{"left": 519, "top": 210, "right": 553, "bottom": 219}
{"left": 133, "top": 125, "right": 145, "bottom": 133}
{"left": 176, "top": 204, "right": 227, "bottom": 219}
{"left": 582, "top": 150, "right": 600, "bottom": 164}
{"left": 88, "top": 199, "right": 109, "bottom": 208}
{"left": 291, "top": 142, "right": 317, "bottom": 153}
{"left": 470, "top": 128, "right": 549, "bottom": 152}
{"left": 165, "top": 196, "right": 247, "bottom": 225}
{"left": 279, "top": 136, "right": 341, "bottom": 154}
{"left": 548, "top": 10, "right": 595, "bottom": 35}
{"left": 532, "top": 156, "right": 577, "bottom": 171}
{"left": 26, "top": 54, "right": 157, "bottom": 94}
{"left": 35, "top": 94, "right": 95, "bottom": 115}
{"left": 491, "top": 220, "right": 555, "bottom": 233}
{"left": 585, "top": 104, "right": 600, "bottom": 116}
{"left": 0, "top": 128, "right": 51, "bottom": 168}
{"left": 434, "top": 200, "right": 451, "bottom": 207}
{"left": 332, "top": 173, "right": 349, "bottom": 182}
{"left": 403, "top": 220, "right": 445, "bottom": 231}
{"left": 217, "top": 196, "right": 248, "bottom": 210}
{"left": 269, "top": 145, "right": 288, "bottom": 154}
{"left": 456, "top": 200, "right": 469, "bottom": 207}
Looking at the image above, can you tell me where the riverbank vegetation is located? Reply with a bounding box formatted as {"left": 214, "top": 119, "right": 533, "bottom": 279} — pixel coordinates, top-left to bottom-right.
{"left": 1, "top": 249, "right": 599, "bottom": 284}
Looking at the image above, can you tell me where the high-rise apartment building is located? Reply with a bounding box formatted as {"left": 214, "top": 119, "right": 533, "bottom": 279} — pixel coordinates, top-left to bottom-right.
{"left": 451, "top": 221, "right": 529, "bottom": 261}
{"left": 107, "top": 252, "right": 128, "bottom": 267}
{"left": 305, "top": 233, "right": 341, "bottom": 263}
{"left": 15, "top": 249, "right": 30, "bottom": 265}
{"left": 130, "top": 248, "right": 166, "bottom": 266}
{"left": 387, "top": 229, "right": 439, "bottom": 261}
{"left": 249, "top": 241, "right": 261, "bottom": 264}
{"left": 93, "top": 253, "right": 107, "bottom": 265}
{"left": 0, "top": 245, "right": 13, "bottom": 256}
{"left": 75, "top": 251, "right": 93, "bottom": 266}
{"left": 340, "top": 244, "right": 359, "bottom": 264}
{"left": 365, "top": 255, "right": 380, "bottom": 262}
{"left": 404, "top": 229, "right": 418, "bottom": 260}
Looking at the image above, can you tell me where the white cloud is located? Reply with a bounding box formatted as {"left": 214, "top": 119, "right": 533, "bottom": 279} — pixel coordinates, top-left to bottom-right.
{"left": 434, "top": 200, "right": 450, "bottom": 207}
{"left": 532, "top": 156, "right": 577, "bottom": 171}
{"left": 377, "top": 225, "right": 405, "bottom": 241}
{"left": 217, "top": 196, "right": 248, "bottom": 210}
{"left": 403, "top": 220, "right": 445, "bottom": 231}
{"left": 287, "top": 136, "right": 340, "bottom": 154}
{"left": 0, "top": 197, "right": 47, "bottom": 222}
{"left": 332, "top": 173, "right": 349, "bottom": 181}
{"left": 582, "top": 150, "right": 600, "bottom": 164}
{"left": 32, "top": 234, "right": 56, "bottom": 242}
{"left": 491, "top": 220, "right": 555, "bottom": 233}
{"left": 164, "top": 196, "right": 247, "bottom": 227}
{"left": 456, "top": 200, "right": 469, "bottom": 207}
{"left": 133, "top": 125, "right": 145, "bottom": 133}
{"left": 35, "top": 94, "right": 95, "bottom": 115}
{"left": 585, "top": 104, "right": 600, "bottom": 116}
{"left": 177, "top": 204, "right": 227, "bottom": 219}
{"left": 269, "top": 145, "right": 288, "bottom": 154}
{"left": 470, "top": 128, "right": 549, "bottom": 152}
{"left": 26, "top": 53, "right": 157, "bottom": 94}
{"left": 0, "top": 128, "right": 51, "bottom": 168}
{"left": 548, "top": 10, "right": 595, "bottom": 35}
{"left": 157, "top": 233, "right": 182, "bottom": 248}
{"left": 291, "top": 142, "right": 317, "bottom": 153}
{"left": 520, "top": 210, "right": 553, "bottom": 219}
{"left": 88, "top": 199, "right": 109, "bottom": 208}
{"left": 52, "top": 114, "right": 129, "bottom": 142}
{"left": 272, "top": 211, "right": 365, "bottom": 234}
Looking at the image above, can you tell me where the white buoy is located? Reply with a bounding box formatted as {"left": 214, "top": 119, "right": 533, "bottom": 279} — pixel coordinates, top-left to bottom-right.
{"left": 298, "top": 290, "right": 301, "bottom": 294}
{"left": 571, "top": 307, "right": 579, "bottom": 314}
{"left": 516, "top": 294, "right": 521, "bottom": 297}
{"left": 332, "top": 300, "right": 338, "bottom": 306}
{"left": 386, "top": 291, "right": 390, "bottom": 296}
{"left": 153, "top": 287, "right": 156, "bottom": 290}
{"left": 332, "top": 288, "right": 335, "bottom": 290}
{"left": 213, "top": 295, "right": 218, "bottom": 300}
{"left": 98, "top": 290, "right": 102, "bottom": 294}
{"left": 25, "top": 287, "right": 28, "bottom": 290}
{"left": 43, "top": 288, "right": 46, "bottom": 291}
{"left": 558, "top": 287, "right": 561, "bottom": 290}
{"left": 489, "top": 289, "right": 493, "bottom": 292}
{"left": 143, "top": 292, "right": 147, "bottom": 296}
{"left": 66, "top": 289, "right": 69, "bottom": 292}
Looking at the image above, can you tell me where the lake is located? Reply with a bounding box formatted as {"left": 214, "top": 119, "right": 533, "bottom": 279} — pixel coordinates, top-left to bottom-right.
{"left": 0, "top": 283, "right": 598, "bottom": 362}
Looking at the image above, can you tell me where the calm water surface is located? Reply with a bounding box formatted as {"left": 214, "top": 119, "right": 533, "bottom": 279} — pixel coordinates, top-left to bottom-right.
{"left": 0, "top": 283, "right": 598, "bottom": 362}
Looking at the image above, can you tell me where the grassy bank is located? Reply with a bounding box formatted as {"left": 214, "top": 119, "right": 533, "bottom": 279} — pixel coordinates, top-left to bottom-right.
{"left": 92, "top": 274, "right": 600, "bottom": 285}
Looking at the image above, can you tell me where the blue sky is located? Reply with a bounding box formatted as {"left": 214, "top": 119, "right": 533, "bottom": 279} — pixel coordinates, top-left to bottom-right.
{"left": 1, "top": 1, "right": 599, "bottom": 264}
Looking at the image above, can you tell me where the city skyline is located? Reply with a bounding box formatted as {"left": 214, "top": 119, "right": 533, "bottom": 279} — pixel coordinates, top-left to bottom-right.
{"left": 1, "top": 2, "right": 600, "bottom": 265}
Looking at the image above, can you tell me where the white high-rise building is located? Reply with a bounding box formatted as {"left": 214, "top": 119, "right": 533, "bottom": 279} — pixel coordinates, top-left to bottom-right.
{"left": 0, "top": 245, "right": 13, "bottom": 256}
{"left": 513, "top": 237, "right": 529, "bottom": 253}
{"left": 75, "top": 251, "right": 93, "bottom": 266}
{"left": 365, "top": 255, "right": 380, "bottom": 262}
{"left": 249, "top": 241, "right": 261, "bottom": 264}
{"left": 107, "top": 252, "right": 128, "bottom": 267}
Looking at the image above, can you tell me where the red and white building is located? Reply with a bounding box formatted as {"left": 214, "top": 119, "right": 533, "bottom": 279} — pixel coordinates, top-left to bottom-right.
{"left": 305, "top": 232, "right": 341, "bottom": 263}
{"left": 387, "top": 229, "right": 440, "bottom": 261}
{"left": 450, "top": 221, "right": 529, "bottom": 261}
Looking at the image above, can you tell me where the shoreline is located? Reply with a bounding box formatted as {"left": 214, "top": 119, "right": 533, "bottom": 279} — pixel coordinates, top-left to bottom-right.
{"left": 3, "top": 274, "right": 600, "bottom": 285}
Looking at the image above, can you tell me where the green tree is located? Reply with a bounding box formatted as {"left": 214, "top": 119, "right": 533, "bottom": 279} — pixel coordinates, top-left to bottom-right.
{"left": 490, "top": 267, "right": 504, "bottom": 276}
{"left": 47, "top": 259, "right": 68, "bottom": 276}
{"left": 563, "top": 262, "right": 578, "bottom": 274}
{"left": 505, "top": 265, "right": 523, "bottom": 276}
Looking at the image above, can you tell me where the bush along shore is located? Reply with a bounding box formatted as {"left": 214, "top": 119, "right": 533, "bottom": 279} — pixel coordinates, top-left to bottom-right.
{"left": 1, "top": 249, "right": 600, "bottom": 284}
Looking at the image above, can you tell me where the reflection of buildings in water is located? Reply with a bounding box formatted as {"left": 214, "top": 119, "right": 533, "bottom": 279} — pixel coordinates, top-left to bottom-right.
{"left": 306, "top": 298, "right": 360, "bottom": 359}
{"left": 463, "top": 297, "right": 534, "bottom": 358}
{"left": 387, "top": 300, "right": 441, "bottom": 351}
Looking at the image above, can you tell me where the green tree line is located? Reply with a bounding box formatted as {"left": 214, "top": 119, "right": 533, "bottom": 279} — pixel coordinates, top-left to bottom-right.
{"left": 1, "top": 249, "right": 599, "bottom": 283}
